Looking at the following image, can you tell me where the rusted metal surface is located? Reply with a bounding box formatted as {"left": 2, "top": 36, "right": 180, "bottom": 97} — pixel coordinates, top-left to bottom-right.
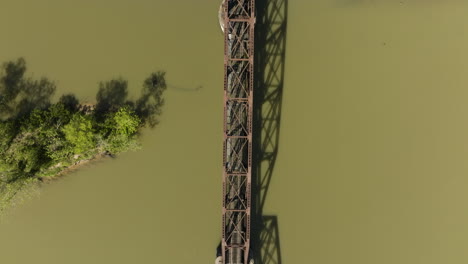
{"left": 222, "top": 0, "right": 255, "bottom": 264}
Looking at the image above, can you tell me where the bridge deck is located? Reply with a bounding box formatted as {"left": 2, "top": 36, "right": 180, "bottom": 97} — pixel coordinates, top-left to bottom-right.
{"left": 222, "top": 0, "right": 255, "bottom": 264}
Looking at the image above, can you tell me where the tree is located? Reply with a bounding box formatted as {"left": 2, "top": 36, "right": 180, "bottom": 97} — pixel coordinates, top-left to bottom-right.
{"left": 0, "top": 120, "right": 18, "bottom": 179}
{"left": 0, "top": 120, "right": 16, "bottom": 154}
{"left": 102, "top": 107, "right": 141, "bottom": 154}
{"left": 107, "top": 106, "right": 140, "bottom": 136}
{"left": 3, "top": 131, "right": 44, "bottom": 174}
{"left": 62, "top": 113, "right": 95, "bottom": 154}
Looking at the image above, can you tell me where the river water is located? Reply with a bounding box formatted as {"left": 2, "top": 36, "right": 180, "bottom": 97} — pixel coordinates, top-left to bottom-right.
{"left": 2, "top": 1, "right": 468, "bottom": 263}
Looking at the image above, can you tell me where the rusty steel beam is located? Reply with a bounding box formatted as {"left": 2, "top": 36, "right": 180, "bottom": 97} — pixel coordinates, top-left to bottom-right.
{"left": 222, "top": 0, "right": 255, "bottom": 264}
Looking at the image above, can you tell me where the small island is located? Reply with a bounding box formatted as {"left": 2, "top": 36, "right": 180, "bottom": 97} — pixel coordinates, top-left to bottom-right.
{"left": 0, "top": 58, "right": 167, "bottom": 213}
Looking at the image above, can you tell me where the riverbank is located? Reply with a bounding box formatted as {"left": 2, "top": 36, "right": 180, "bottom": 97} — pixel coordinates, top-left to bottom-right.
{"left": 38, "top": 151, "right": 110, "bottom": 182}
{"left": 0, "top": 150, "right": 114, "bottom": 216}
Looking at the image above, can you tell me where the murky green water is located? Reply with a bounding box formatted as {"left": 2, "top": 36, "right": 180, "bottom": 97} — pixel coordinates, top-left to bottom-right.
{"left": 2, "top": 0, "right": 468, "bottom": 263}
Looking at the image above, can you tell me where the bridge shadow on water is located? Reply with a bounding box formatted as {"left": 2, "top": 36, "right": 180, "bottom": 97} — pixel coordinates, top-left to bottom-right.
{"left": 251, "top": 0, "right": 288, "bottom": 263}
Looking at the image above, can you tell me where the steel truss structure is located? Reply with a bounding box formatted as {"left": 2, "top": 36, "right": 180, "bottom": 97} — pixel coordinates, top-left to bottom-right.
{"left": 222, "top": 0, "right": 255, "bottom": 264}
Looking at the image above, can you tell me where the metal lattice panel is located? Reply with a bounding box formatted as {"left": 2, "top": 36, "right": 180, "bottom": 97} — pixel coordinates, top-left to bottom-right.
{"left": 226, "top": 60, "right": 251, "bottom": 98}
{"left": 226, "top": 101, "right": 249, "bottom": 137}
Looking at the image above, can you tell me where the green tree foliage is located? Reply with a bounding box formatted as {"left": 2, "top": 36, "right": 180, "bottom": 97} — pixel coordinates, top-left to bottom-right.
{"left": 0, "top": 120, "right": 16, "bottom": 154}
{"left": 106, "top": 106, "right": 140, "bottom": 136}
{"left": 0, "top": 120, "right": 18, "bottom": 179}
{"left": 22, "top": 104, "right": 73, "bottom": 162}
{"left": 102, "top": 107, "right": 141, "bottom": 154}
{"left": 4, "top": 132, "right": 42, "bottom": 173}
{"left": 62, "top": 113, "right": 95, "bottom": 154}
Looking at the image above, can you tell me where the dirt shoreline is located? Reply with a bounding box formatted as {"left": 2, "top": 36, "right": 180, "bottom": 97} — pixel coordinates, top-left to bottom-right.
{"left": 39, "top": 152, "right": 112, "bottom": 183}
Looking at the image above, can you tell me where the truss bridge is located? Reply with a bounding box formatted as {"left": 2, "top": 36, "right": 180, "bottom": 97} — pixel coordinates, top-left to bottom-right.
{"left": 218, "top": 0, "right": 256, "bottom": 264}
